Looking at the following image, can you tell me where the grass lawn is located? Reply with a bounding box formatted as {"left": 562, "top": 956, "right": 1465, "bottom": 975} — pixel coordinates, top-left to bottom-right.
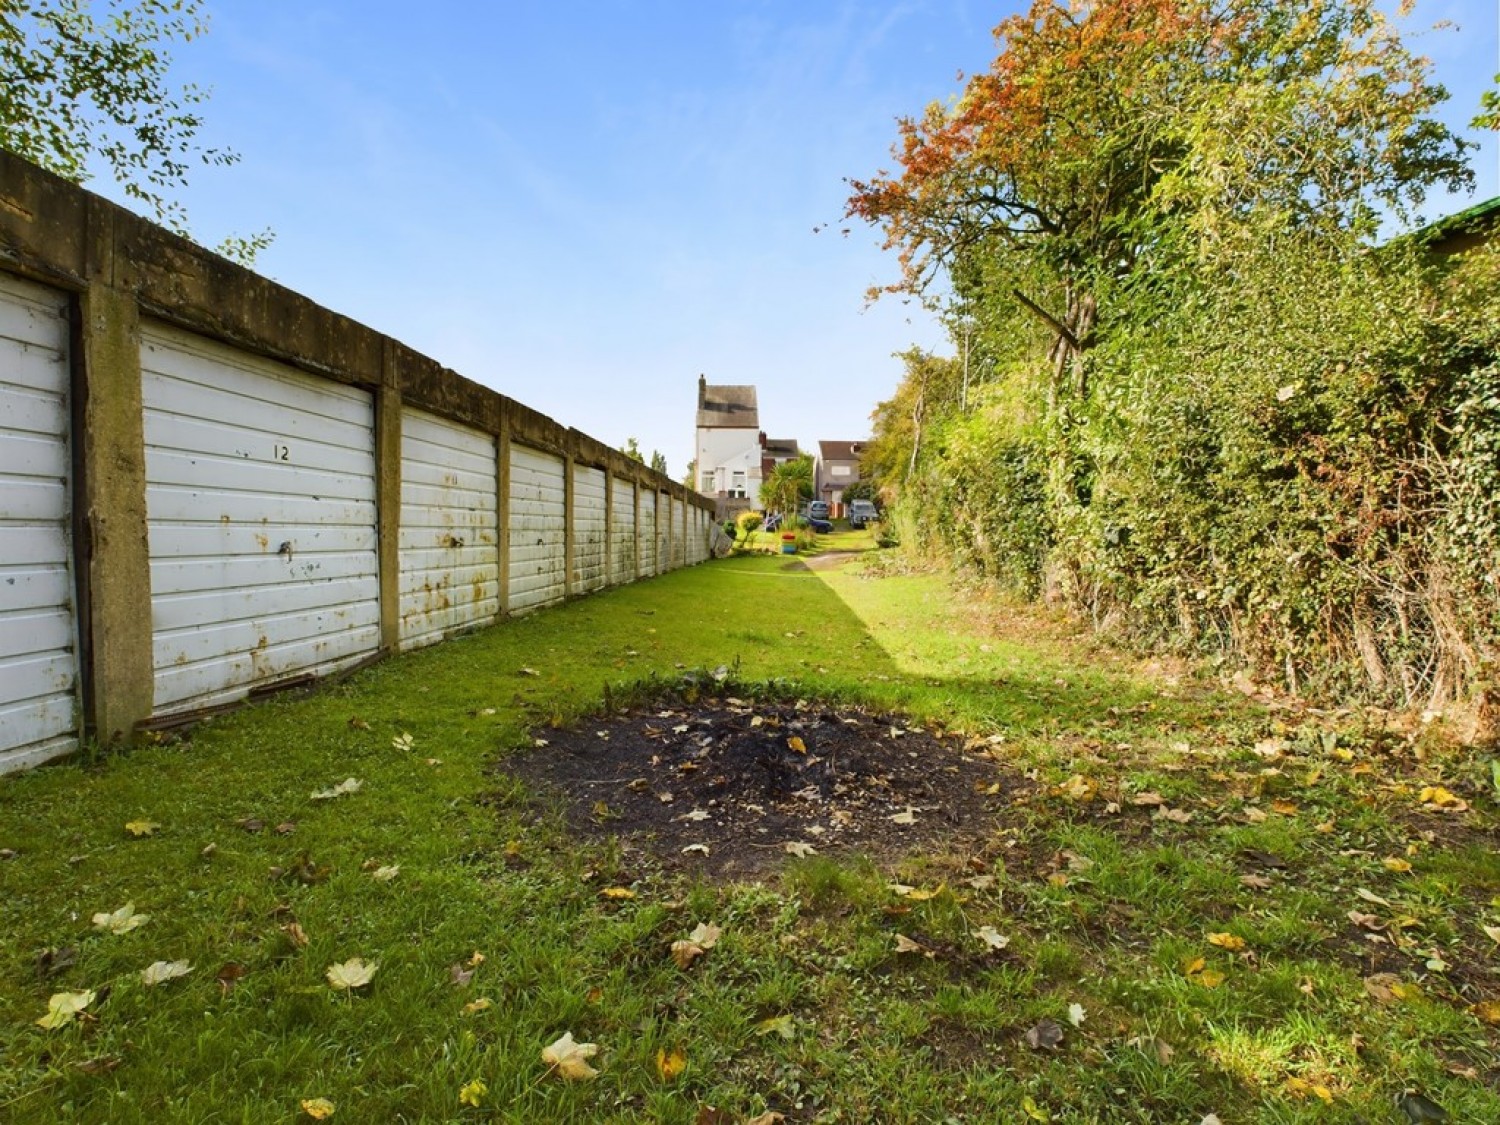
{"left": 2, "top": 531, "right": 1498, "bottom": 1122}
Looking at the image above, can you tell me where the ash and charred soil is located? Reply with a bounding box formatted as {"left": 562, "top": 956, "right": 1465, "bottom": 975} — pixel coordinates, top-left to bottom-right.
{"left": 500, "top": 692, "right": 1037, "bottom": 877}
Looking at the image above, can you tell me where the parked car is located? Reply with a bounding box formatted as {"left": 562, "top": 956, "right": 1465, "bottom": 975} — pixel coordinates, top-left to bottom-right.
{"left": 805, "top": 515, "right": 832, "bottom": 534}
{"left": 847, "top": 499, "right": 878, "bottom": 528}
{"left": 807, "top": 500, "right": 830, "bottom": 520}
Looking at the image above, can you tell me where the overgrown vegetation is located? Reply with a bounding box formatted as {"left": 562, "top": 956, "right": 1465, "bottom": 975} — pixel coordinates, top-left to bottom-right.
{"left": 2, "top": 544, "right": 1497, "bottom": 1122}
{"left": 848, "top": 0, "right": 1500, "bottom": 720}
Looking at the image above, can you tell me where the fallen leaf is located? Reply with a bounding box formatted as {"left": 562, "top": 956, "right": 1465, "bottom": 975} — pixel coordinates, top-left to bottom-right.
{"left": 688, "top": 922, "right": 721, "bottom": 949}
{"left": 889, "top": 807, "right": 918, "bottom": 825}
{"left": 655, "top": 1047, "right": 686, "bottom": 1082}
{"left": 236, "top": 817, "right": 264, "bottom": 833}
{"left": 1068, "top": 1002, "right": 1086, "bottom": 1027}
{"left": 744, "top": 1114, "right": 786, "bottom": 1125}
{"left": 1356, "top": 888, "right": 1394, "bottom": 908}
{"left": 1197, "top": 969, "right": 1226, "bottom": 988}
{"left": 786, "top": 736, "right": 807, "bottom": 754}
{"left": 391, "top": 732, "right": 415, "bottom": 752}
{"left": 301, "top": 1097, "right": 336, "bottom": 1119}
{"left": 93, "top": 903, "right": 149, "bottom": 935}
{"left": 1024, "top": 1018, "right": 1064, "bottom": 1050}
{"left": 310, "top": 778, "right": 362, "bottom": 800}
{"left": 124, "top": 820, "right": 160, "bottom": 837}
{"left": 1241, "top": 806, "right": 1268, "bottom": 824}
{"left": 449, "top": 963, "right": 475, "bottom": 987}
{"left": 894, "top": 933, "right": 932, "bottom": 957}
{"left": 1239, "top": 873, "right": 1273, "bottom": 890}
{"left": 784, "top": 841, "right": 816, "bottom": 857}
{"left": 1348, "top": 911, "right": 1382, "bottom": 930}
{"left": 325, "top": 957, "right": 378, "bottom": 990}
{"left": 900, "top": 885, "right": 945, "bottom": 901}
{"left": 282, "top": 922, "right": 309, "bottom": 948}
{"left": 1418, "top": 785, "right": 1467, "bottom": 811}
{"left": 1482, "top": 924, "right": 1500, "bottom": 945}
{"left": 275, "top": 821, "right": 297, "bottom": 836}
{"left": 74, "top": 1055, "right": 121, "bottom": 1075}
{"left": 1382, "top": 857, "right": 1413, "bottom": 873}
{"left": 600, "top": 887, "right": 636, "bottom": 900}
{"left": 755, "top": 1014, "right": 795, "bottom": 1039}
{"left": 518, "top": 667, "right": 541, "bottom": 677}
{"left": 36, "top": 989, "right": 96, "bottom": 1029}
{"left": 671, "top": 940, "right": 706, "bottom": 969}
{"left": 458, "top": 1079, "right": 487, "bottom": 1107}
{"left": 216, "top": 962, "right": 247, "bottom": 993}
{"left": 1155, "top": 806, "right": 1195, "bottom": 824}
{"left": 1363, "top": 972, "right": 1404, "bottom": 1003}
{"left": 541, "top": 1031, "right": 599, "bottom": 1080}
{"left": 371, "top": 865, "right": 400, "bottom": 882}
{"left": 1130, "top": 791, "right": 1164, "bottom": 807}
{"left": 1058, "top": 775, "right": 1097, "bottom": 802}
{"left": 1271, "top": 799, "right": 1299, "bottom": 815}
{"left": 348, "top": 716, "right": 371, "bottom": 730}
{"left": 1207, "top": 932, "right": 1247, "bottom": 951}
{"left": 681, "top": 843, "right": 710, "bottom": 856}
{"left": 1469, "top": 999, "right": 1500, "bottom": 1024}
{"left": 140, "top": 960, "right": 192, "bottom": 986}
{"left": 974, "top": 926, "right": 1010, "bottom": 951}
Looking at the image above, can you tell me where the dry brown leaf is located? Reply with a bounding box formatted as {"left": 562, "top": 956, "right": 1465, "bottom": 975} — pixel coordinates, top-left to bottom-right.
{"left": 1130, "top": 791, "right": 1164, "bottom": 807}
{"left": 670, "top": 940, "right": 705, "bottom": 969}
{"left": 894, "top": 933, "right": 934, "bottom": 958}
{"left": 1239, "top": 873, "right": 1273, "bottom": 890}
{"left": 1024, "top": 1018, "right": 1064, "bottom": 1050}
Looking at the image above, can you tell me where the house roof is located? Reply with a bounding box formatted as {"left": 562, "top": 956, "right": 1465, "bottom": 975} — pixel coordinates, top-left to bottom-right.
{"left": 1417, "top": 195, "right": 1500, "bottom": 259}
{"left": 818, "top": 440, "right": 865, "bottom": 462}
{"left": 696, "top": 376, "right": 759, "bottom": 429}
{"left": 763, "top": 436, "right": 799, "bottom": 458}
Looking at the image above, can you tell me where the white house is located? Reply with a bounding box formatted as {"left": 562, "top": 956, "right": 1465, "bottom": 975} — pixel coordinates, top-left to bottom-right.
{"left": 694, "top": 375, "right": 762, "bottom": 520}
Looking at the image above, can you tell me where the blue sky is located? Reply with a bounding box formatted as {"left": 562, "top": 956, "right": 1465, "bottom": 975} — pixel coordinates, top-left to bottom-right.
{"left": 90, "top": 1, "right": 1499, "bottom": 477}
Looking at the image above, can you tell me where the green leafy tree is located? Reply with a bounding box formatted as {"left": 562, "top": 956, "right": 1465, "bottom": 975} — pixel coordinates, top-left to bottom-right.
{"left": 621, "top": 437, "right": 644, "bottom": 463}
{"left": 1, "top": 0, "right": 271, "bottom": 261}
{"left": 649, "top": 450, "right": 667, "bottom": 475}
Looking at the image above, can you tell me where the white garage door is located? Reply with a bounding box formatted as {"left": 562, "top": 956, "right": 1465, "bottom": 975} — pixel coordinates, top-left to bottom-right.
{"left": 140, "top": 323, "right": 380, "bottom": 715}
{"left": 673, "top": 498, "right": 687, "bottom": 568}
{"left": 610, "top": 476, "right": 636, "bottom": 584}
{"left": 508, "top": 443, "right": 567, "bottom": 611}
{"left": 0, "top": 274, "right": 78, "bottom": 772}
{"left": 638, "top": 489, "right": 657, "bottom": 577}
{"left": 399, "top": 407, "right": 499, "bottom": 650}
{"left": 572, "top": 464, "right": 607, "bottom": 594}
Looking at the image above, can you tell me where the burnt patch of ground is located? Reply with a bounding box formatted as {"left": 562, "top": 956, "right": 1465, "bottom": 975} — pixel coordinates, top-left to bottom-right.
{"left": 499, "top": 688, "right": 1035, "bottom": 877}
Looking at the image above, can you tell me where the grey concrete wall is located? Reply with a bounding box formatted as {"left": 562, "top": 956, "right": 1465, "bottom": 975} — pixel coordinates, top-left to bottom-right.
{"left": 0, "top": 149, "right": 712, "bottom": 759}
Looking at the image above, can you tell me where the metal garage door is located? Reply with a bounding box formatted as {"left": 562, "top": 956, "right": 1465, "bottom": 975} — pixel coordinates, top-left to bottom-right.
{"left": 0, "top": 274, "right": 78, "bottom": 772}
{"left": 572, "top": 463, "right": 607, "bottom": 594}
{"left": 508, "top": 443, "right": 566, "bottom": 611}
{"left": 638, "top": 489, "right": 657, "bottom": 577}
{"left": 610, "top": 476, "right": 635, "bottom": 584}
{"left": 398, "top": 407, "right": 499, "bottom": 650}
{"left": 140, "top": 323, "right": 380, "bottom": 715}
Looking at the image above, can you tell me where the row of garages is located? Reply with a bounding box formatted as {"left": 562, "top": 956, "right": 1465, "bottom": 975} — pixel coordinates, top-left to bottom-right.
{"left": 0, "top": 271, "right": 712, "bottom": 773}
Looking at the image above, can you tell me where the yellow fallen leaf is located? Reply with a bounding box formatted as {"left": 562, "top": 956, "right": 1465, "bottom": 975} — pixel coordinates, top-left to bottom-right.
{"left": 1271, "top": 799, "right": 1299, "bottom": 815}
{"left": 1182, "top": 956, "right": 1206, "bottom": 976}
{"left": 391, "top": 732, "right": 415, "bottom": 752}
{"left": 464, "top": 998, "right": 493, "bottom": 1014}
{"left": 1207, "top": 932, "right": 1247, "bottom": 951}
{"left": 140, "top": 960, "right": 192, "bottom": 986}
{"left": 1058, "top": 775, "right": 1097, "bottom": 802}
{"left": 1469, "top": 999, "right": 1500, "bottom": 1024}
{"left": 325, "top": 957, "right": 378, "bottom": 990}
{"left": 1197, "top": 969, "right": 1226, "bottom": 988}
{"left": 458, "top": 1079, "right": 486, "bottom": 1107}
{"left": 1418, "top": 785, "right": 1465, "bottom": 809}
{"left": 541, "top": 1031, "right": 599, "bottom": 1080}
{"left": 786, "top": 736, "right": 806, "bottom": 754}
{"left": 301, "top": 1097, "right": 336, "bottom": 1119}
{"left": 1382, "top": 857, "right": 1412, "bottom": 873}
{"left": 901, "top": 885, "right": 945, "bottom": 902}
{"left": 93, "top": 903, "right": 149, "bottom": 935}
{"left": 36, "top": 989, "right": 96, "bottom": 1030}
{"left": 1482, "top": 924, "right": 1500, "bottom": 945}
{"left": 655, "top": 1047, "right": 686, "bottom": 1082}
{"left": 124, "top": 820, "right": 160, "bottom": 837}
{"left": 755, "top": 1014, "right": 795, "bottom": 1039}
{"left": 371, "top": 865, "right": 400, "bottom": 882}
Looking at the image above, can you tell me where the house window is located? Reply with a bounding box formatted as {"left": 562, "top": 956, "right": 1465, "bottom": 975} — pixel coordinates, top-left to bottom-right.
{"left": 831, "top": 465, "right": 851, "bottom": 477}
{"left": 730, "top": 470, "right": 746, "bottom": 498}
{"left": 701, "top": 473, "right": 715, "bottom": 492}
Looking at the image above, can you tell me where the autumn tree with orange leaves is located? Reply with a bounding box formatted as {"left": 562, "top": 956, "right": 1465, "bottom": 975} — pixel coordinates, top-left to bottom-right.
{"left": 848, "top": 0, "right": 1469, "bottom": 402}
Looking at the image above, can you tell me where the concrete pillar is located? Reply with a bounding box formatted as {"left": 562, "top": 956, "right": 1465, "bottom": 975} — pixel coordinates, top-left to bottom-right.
{"left": 563, "top": 449, "right": 576, "bottom": 597}
{"left": 78, "top": 280, "right": 153, "bottom": 743}
{"left": 602, "top": 470, "right": 614, "bottom": 587}
{"left": 496, "top": 411, "right": 511, "bottom": 615}
{"left": 375, "top": 342, "right": 402, "bottom": 651}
